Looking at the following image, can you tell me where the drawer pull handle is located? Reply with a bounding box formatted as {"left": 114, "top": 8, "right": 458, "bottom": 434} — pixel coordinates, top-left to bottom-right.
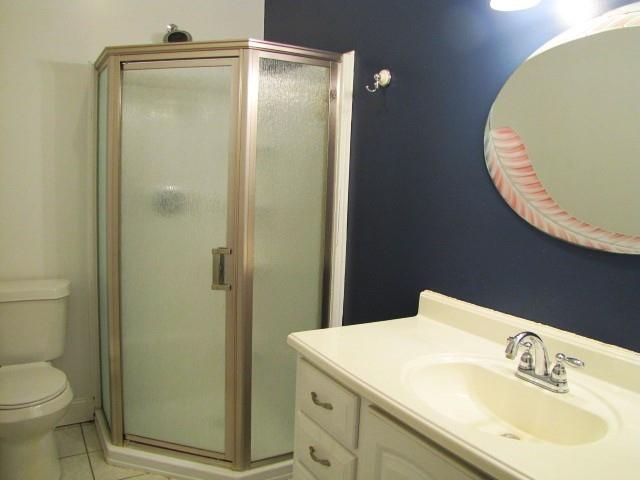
{"left": 309, "top": 446, "right": 331, "bottom": 467}
{"left": 310, "top": 391, "right": 333, "bottom": 410}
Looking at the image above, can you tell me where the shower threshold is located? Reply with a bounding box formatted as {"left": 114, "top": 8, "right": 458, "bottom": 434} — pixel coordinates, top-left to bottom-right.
{"left": 94, "top": 411, "right": 293, "bottom": 480}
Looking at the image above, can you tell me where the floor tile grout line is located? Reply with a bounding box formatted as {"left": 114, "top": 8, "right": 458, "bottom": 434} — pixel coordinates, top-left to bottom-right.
{"left": 58, "top": 420, "right": 169, "bottom": 480}
{"left": 81, "top": 421, "right": 150, "bottom": 480}
{"left": 56, "top": 423, "right": 82, "bottom": 430}
{"left": 56, "top": 423, "right": 86, "bottom": 460}
{"left": 80, "top": 422, "right": 92, "bottom": 452}
{"left": 59, "top": 451, "right": 89, "bottom": 460}
{"left": 80, "top": 422, "right": 97, "bottom": 480}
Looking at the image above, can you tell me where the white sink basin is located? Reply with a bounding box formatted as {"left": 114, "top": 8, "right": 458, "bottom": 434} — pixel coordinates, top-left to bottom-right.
{"left": 290, "top": 291, "right": 640, "bottom": 479}
{"left": 403, "top": 355, "right": 614, "bottom": 445}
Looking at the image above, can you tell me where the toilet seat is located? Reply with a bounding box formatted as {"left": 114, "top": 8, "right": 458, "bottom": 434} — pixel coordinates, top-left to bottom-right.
{"left": 0, "top": 363, "right": 68, "bottom": 410}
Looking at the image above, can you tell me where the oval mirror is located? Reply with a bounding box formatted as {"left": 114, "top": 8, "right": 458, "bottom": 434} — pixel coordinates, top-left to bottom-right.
{"left": 485, "top": 4, "right": 640, "bottom": 254}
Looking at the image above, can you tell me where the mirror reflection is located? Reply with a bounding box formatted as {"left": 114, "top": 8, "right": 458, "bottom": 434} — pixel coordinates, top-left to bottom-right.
{"left": 485, "top": 4, "right": 640, "bottom": 254}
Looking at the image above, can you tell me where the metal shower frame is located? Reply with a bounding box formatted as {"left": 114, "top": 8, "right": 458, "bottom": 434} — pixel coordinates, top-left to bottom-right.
{"left": 94, "top": 39, "right": 349, "bottom": 471}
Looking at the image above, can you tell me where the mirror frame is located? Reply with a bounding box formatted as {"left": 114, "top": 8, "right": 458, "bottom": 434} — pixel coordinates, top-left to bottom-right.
{"left": 484, "top": 4, "right": 640, "bottom": 254}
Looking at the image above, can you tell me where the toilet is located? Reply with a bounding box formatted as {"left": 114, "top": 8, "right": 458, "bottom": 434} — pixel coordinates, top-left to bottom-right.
{"left": 0, "top": 279, "right": 73, "bottom": 480}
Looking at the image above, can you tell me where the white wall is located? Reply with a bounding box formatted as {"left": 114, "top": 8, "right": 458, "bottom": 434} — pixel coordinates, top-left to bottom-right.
{"left": 0, "top": 0, "right": 264, "bottom": 424}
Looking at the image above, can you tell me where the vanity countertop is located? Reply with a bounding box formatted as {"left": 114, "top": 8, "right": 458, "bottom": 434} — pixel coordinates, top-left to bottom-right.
{"left": 287, "top": 291, "right": 640, "bottom": 480}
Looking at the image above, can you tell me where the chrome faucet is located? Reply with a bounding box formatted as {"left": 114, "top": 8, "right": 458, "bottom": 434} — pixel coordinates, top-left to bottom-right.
{"left": 505, "top": 331, "right": 584, "bottom": 393}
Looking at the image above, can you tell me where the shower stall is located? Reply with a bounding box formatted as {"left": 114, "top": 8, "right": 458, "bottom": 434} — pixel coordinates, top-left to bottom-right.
{"left": 95, "top": 39, "right": 352, "bottom": 474}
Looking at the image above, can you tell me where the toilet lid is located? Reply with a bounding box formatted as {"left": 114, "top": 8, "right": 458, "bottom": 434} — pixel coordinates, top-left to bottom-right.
{"left": 0, "top": 363, "right": 68, "bottom": 409}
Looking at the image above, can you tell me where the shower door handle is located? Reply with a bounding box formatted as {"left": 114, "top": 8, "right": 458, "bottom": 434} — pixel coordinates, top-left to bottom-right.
{"left": 211, "top": 247, "right": 231, "bottom": 291}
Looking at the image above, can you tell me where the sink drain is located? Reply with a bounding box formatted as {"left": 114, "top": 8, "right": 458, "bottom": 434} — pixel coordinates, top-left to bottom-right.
{"left": 500, "top": 433, "right": 521, "bottom": 440}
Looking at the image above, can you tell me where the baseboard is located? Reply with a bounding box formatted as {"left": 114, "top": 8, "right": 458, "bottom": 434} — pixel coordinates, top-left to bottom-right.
{"left": 94, "top": 410, "right": 292, "bottom": 480}
{"left": 57, "top": 396, "right": 96, "bottom": 426}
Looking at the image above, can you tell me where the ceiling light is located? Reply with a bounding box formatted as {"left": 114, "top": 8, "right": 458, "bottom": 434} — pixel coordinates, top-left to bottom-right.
{"left": 490, "top": 0, "right": 541, "bottom": 11}
{"left": 555, "top": 0, "right": 598, "bottom": 25}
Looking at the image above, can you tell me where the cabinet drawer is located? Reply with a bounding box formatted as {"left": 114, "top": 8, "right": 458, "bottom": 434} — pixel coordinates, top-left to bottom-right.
{"left": 294, "top": 411, "right": 356, "bottom": 480}
{"left": 296, "top": 359, "right": 359, "bottom": 448}
{"left": 293, "top": 461, "right": 317, "bottom": 480}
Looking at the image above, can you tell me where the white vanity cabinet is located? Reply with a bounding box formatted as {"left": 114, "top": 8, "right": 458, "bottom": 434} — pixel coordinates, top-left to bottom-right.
{"left": 358, "top": 405, "right": 485, "bottom": 480}
{"left": 288, "top": 290, "right": 640, "bottom": 480}
{"left": 292, "top": 358, "right": 489, "bottom": 480}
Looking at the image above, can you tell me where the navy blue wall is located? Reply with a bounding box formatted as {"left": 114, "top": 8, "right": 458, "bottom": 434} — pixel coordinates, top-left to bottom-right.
{"left": 264, "top": 0, "right": 640, "bottom": 352}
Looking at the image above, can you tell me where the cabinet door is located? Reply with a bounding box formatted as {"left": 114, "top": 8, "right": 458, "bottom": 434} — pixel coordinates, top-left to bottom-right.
{"left": 358, "top": 406, "right": 487, "bottom": 480}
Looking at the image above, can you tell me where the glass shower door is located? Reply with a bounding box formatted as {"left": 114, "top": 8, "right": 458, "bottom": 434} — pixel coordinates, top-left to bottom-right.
{"left": 251, "top": 57, "right": 332, "bottom": 461}
{"left": 119, "top": 60, "right": 237, "bottom": 455}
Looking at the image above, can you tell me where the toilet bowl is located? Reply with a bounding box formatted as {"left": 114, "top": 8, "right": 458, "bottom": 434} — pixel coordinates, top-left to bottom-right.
{"left": 0, "top": 279, "right": 72, "bottom": 480}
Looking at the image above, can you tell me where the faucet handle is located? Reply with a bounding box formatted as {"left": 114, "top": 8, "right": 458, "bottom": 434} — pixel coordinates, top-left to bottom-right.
{"left": 550, "top": 353, "right": 585, "bottom": 390}
{"left": 555, "top": 352, "right": 585, "bottom": 368}
{"left": 505, "top": 336, "right": 517, "bottom": 358}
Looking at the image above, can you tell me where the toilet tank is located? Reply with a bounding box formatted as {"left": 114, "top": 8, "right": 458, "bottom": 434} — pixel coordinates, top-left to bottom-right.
{"left": 0, "top": 279, "right": 70, "bottom": 365}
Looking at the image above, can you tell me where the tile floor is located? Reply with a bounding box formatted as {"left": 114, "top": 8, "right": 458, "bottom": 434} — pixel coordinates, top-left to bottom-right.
{"left": 55, "top": 422, "right": 173, "bottom": 480}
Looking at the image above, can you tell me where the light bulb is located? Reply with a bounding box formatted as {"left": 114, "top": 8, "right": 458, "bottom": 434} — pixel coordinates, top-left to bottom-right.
{"left": 490, "top": 0, "right": 541, "bottom": 11}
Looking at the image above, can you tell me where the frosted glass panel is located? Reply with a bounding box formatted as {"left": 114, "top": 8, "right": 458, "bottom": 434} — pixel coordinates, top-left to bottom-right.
{"left": 251, "top": 58, "right": 330, "bottom": 460}
{"left": 120, "top": 66, "right": 232, "bottom": 453}
{"left": 96, "top": 68, "right": 110, "bottom": 426}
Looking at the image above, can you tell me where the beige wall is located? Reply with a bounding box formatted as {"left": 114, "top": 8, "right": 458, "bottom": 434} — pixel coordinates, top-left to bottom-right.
{"left": 0, "top": 0, "right": 264, "bottom": 424}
